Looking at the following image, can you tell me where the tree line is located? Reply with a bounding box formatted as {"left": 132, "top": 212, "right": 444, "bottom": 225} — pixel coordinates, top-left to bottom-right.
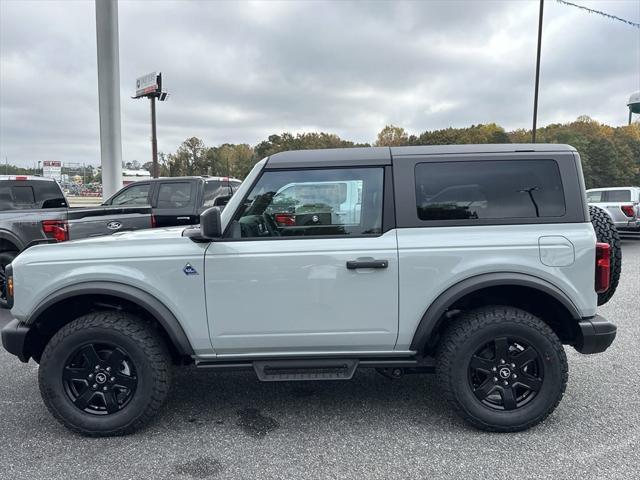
{"left": 5, "top": 116, "right": 638, "bottom": 189}
{"left": 160, "top": 117, "right": 639, "bottom": 188}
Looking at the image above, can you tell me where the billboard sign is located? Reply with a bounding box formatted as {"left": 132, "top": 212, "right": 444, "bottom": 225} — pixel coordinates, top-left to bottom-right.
{"left": 43, "top": 160, "right": 62, "bottom": 181}
{"left": 135, "top": 72, "right": 160, "bottom": 98}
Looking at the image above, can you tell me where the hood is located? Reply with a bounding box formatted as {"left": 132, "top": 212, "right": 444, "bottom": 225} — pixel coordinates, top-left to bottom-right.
{"left": 71, "top": 226, "right": 187, "bottom": 244}
{"left": 13, "top": 226, "right": 199, "bottom": 266}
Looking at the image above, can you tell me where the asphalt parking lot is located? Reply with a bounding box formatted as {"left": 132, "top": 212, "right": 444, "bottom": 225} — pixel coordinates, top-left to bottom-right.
{"left": 0, "top": 235, "right": 638, "bottom": 480}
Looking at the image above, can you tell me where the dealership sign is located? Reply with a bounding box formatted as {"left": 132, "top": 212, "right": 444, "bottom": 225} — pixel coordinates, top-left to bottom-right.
{"left": 42, "top": 160, "right": 62, "bottom": 181}
{"left": 135, "top": 72, "right": 160, "bottom": 98}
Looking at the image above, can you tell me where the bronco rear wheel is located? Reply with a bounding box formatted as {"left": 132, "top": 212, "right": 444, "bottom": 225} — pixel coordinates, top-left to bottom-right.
{"left": 39, "top": 311, "right": 171, "bottom": 436}
{"left": 436, "top": 306, "right": 568, "bottom": 432}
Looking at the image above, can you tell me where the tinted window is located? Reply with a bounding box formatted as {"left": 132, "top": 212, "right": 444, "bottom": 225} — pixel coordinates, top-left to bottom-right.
{"left": 0, "top": 181, "right": 66, "bottom": 210}
{"left": 33, "top": 181, "right": 67, "bottom": 208}
{"left": 586, "top": 191, "right": 603, "bottom": 203}
{"left": 111, "top": 183, "right": 150, "bottom": 206}
{"left": 11, "top": 186, "right": 36, "bottom": 205}
{"left": 157, "top": 182, "right": 193, "bottom": 208}
{"left": 604, "top": 190, "right": 630, "bottom": 202}
{"left": 415, "top": 160, "right": 566, "bottom": 221}
{"left": 230, "top": 168, "right": 383, "bottom": 238}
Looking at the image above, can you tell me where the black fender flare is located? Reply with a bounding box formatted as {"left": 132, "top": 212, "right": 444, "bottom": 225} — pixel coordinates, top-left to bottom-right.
{"left": 0, "top": 230, "right": 24, "bottom": 252}
{"left": 409, "top": 272, "right": 582, "bottom": 351}
{"left": 26, "top": 281, "right": 194, "bottom": 356}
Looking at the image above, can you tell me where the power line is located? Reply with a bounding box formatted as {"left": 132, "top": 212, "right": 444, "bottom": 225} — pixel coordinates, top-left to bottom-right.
{"left": 556, "top": 0, "right": 640, "bottom": 29}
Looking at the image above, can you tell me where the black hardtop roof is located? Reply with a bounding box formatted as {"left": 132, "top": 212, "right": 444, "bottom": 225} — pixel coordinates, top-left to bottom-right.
{"left": 265, "top": 144, "right": 576, "bottom": 168}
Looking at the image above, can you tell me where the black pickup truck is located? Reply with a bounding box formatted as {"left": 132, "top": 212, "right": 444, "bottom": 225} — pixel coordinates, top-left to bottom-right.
{"left": 0, "top": 175, "right": 152, "bottom": 307}
{"left": 101, "top": 176, "right": 242, "bottom": 227}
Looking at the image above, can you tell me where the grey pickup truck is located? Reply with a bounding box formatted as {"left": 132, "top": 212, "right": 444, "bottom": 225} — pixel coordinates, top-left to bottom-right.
{"left": 1, "top": 175, "right": 152, "bottom": 307}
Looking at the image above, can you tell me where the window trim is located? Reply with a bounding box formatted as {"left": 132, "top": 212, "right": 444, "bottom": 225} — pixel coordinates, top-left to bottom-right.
{"left": 392, "top": 152, "right": 586, "bottom": 228}
{"left": 220, "top": 165, "right": 395, "bottom": 242}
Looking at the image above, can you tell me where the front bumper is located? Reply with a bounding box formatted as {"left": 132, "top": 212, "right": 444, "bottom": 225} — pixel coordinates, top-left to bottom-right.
{"left": 574, "top": 315, "right": 617, "bottom": 354}
{"left": 1, "top": 318, "right": 31, "bottom": 362}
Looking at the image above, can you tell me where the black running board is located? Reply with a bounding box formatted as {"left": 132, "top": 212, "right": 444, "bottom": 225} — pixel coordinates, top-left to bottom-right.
{"left": 253, "top": 359, "right": 359, "bottom": 382}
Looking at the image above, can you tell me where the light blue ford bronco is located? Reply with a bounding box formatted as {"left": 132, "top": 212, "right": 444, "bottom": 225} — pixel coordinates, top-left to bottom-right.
{"left": 1, "top": 144, "right": 619, "bottom": 436}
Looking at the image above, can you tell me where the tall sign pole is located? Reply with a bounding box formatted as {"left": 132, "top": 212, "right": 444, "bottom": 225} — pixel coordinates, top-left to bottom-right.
{"left": 134, "top": 72, "right": 168, "bottom": 178}
{"left": 95, "top": 0, "right": 123, "bottom": 198}
{"left": 150, "top": 96, "right": 158, "bottom": 178}
{"left": 532, "top": 0, "right": 544, "bottom": 143}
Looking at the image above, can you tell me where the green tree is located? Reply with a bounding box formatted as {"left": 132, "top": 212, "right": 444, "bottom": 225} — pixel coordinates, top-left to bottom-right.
{"left": 375, "top": 125, "right": 409, "bottom": 146}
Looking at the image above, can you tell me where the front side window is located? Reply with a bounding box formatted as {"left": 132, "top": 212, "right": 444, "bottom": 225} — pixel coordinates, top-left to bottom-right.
{"left": 230, "top": 168, "right": 383, "bottom": 238}
{"left": 111, "top": 183, "right": 150, "bottom": 206}
{"left": 203, "top": 181, "right": 231, "bottom": 207}
{"left": 415, "top": 160, "right": 566, "bottom": 221}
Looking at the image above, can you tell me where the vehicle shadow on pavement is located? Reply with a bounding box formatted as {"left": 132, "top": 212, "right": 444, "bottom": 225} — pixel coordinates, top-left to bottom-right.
{"left": 160, "top": 366, "right": 456, "bottom": 436}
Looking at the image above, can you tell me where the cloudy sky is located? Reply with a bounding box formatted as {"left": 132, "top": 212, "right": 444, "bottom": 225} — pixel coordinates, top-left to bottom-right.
{"left": 1, "top": 0, "right": 639, "bottom": 167}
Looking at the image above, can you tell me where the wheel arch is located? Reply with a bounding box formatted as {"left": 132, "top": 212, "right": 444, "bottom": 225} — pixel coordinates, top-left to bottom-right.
{"left": 0, "top": 230, "right": 23, "bottom": 252}
{"left": 410, "top": 273, "right": 582, "bottom": 354}
{"left": 24, "top": 282, "right": 194, "bottom": 362}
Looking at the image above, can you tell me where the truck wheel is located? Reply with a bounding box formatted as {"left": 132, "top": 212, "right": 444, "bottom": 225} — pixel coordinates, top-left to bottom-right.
{"left": 436, "top": 306, "right": 568, "bottom": 432}
{"left": 589, "top": 205, "right": 622, "bottom": 305}
{"left": 0, "top": 251, "right": 17, "bottom": 309}
{"left": 38, "top": 311, "right": 171, "bottom": 436}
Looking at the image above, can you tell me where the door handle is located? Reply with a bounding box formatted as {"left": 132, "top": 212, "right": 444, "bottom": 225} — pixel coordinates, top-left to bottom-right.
{"left": 346, "top": 259, "right": 388, "bottom": 269}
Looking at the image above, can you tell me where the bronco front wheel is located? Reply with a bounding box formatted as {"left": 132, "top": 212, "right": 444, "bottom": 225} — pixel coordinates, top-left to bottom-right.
{"left": 38, "top": 311, "right": 171, "bottom": 436}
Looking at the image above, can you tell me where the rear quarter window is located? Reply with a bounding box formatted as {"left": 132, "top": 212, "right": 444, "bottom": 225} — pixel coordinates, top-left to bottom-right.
{"left": 604, "top": 190, "right": 630, "bottom": 202}
{"left": 415, "top": 160, "right": 566, "bottom": 221}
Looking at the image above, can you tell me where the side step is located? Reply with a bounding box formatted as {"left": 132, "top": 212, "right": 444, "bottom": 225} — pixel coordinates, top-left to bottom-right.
{"left": 253, "top": 359, "right": 359, "bottom": 382}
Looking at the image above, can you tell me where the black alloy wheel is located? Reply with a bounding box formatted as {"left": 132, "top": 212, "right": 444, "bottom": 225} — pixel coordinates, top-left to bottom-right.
{"left": 468, "top": 336, "right": 543, "bottom": 411}
{"left": 39, "top": 311, "right": 171, "bottom": 436}
{"left": 436, "top": 306, "right": 568, "bottom": 432}
{"left": 63, "top": 343, "right": 137, "bottom": 415}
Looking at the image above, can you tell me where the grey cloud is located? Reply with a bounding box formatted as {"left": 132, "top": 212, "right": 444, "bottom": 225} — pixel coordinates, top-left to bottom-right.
{"left": 1, "top": 0, "right": 638, "bottom": 167}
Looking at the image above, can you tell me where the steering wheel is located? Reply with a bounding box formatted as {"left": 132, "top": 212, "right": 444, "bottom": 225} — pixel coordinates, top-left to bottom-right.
{"left": 262, "top": 213, "right": 280, "bottom": 236}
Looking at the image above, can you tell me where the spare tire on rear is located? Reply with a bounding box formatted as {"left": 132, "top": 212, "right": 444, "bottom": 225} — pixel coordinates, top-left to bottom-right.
{"left": 589, "top": 205, "right": 621, "bottom": 305}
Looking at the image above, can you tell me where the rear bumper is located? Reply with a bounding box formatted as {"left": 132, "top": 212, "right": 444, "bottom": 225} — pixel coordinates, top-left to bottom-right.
{"left": 1, "top": 318, "right": 31, "bottom": 362}
{"left": 574, "top": 315, "right": 617, "bottom": 354}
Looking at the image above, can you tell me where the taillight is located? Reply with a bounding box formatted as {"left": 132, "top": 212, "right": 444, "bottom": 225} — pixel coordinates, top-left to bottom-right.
{"left": 151, "top": 214, "right": 157, "bottom": 228}
{"left": 41, "top": 220, "right": 69, "bottom": 242}
{"left": 621, "top": 205, "right": 635, "bottom": 217}
{"left": 274, "top": 213, "right": 296, "bottom": 226}
{"left": 595, "top": 242, "right": 610, "bottom": 294}
{"left": 14, "top": 176, "right": 27, "bottom": 180}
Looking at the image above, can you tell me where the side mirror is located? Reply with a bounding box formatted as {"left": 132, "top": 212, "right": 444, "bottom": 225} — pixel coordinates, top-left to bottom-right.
{"left": 213, "top": 195, "right": 232, "bottom": 208}
{"left": 200, "top": 206, "right": 222, "bottom": 239}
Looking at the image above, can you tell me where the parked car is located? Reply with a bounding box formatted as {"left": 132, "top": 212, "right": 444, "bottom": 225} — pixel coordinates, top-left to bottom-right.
{"left": 0, "top": 175, "right": 152, "bottom": 307}
{"left": 101, "top": 176, "right": 242, "bottom": 228}
{"left": 266, "top": 180, "right": 363, "bottom": 228}
{"left": 586, "top": 186, "right": 640, "bottom": 232}
{"left": 1, "top": 144, "right": 618, "bottom": 436}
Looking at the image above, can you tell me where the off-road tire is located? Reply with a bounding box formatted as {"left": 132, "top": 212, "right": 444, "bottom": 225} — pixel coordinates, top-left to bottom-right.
{"left": 589, "top": 205, "right": 622, "bottom": 305}
{"left": 38, "top": 311, "right": 171, "bottom": 436}
{"left": 436, "top": 306, "right": 568, "bottom": 432}
{"left": 0, "top": 251, "right": 17, "bottom": 309}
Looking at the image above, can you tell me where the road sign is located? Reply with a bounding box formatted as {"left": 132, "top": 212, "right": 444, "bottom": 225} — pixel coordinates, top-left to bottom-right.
{"left": 43, "top": 161, "right": 62, "bottom": 181}
{"left": 135, "top": 72, "right": 159, "bottom": 98}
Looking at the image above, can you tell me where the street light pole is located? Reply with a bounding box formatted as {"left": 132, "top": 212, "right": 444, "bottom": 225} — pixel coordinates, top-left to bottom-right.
{"left": 532, "top": 0, "right": 544, "bottom": 143}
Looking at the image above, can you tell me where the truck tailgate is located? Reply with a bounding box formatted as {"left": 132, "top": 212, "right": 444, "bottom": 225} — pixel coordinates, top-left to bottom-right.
{"left": 67, "top": 206, "right": 153, "bottom": 239}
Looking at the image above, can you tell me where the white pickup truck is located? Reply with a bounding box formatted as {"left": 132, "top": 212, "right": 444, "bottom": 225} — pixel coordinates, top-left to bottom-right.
{"left": 586, "top": 186, "right": 640, "bottom": 232}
